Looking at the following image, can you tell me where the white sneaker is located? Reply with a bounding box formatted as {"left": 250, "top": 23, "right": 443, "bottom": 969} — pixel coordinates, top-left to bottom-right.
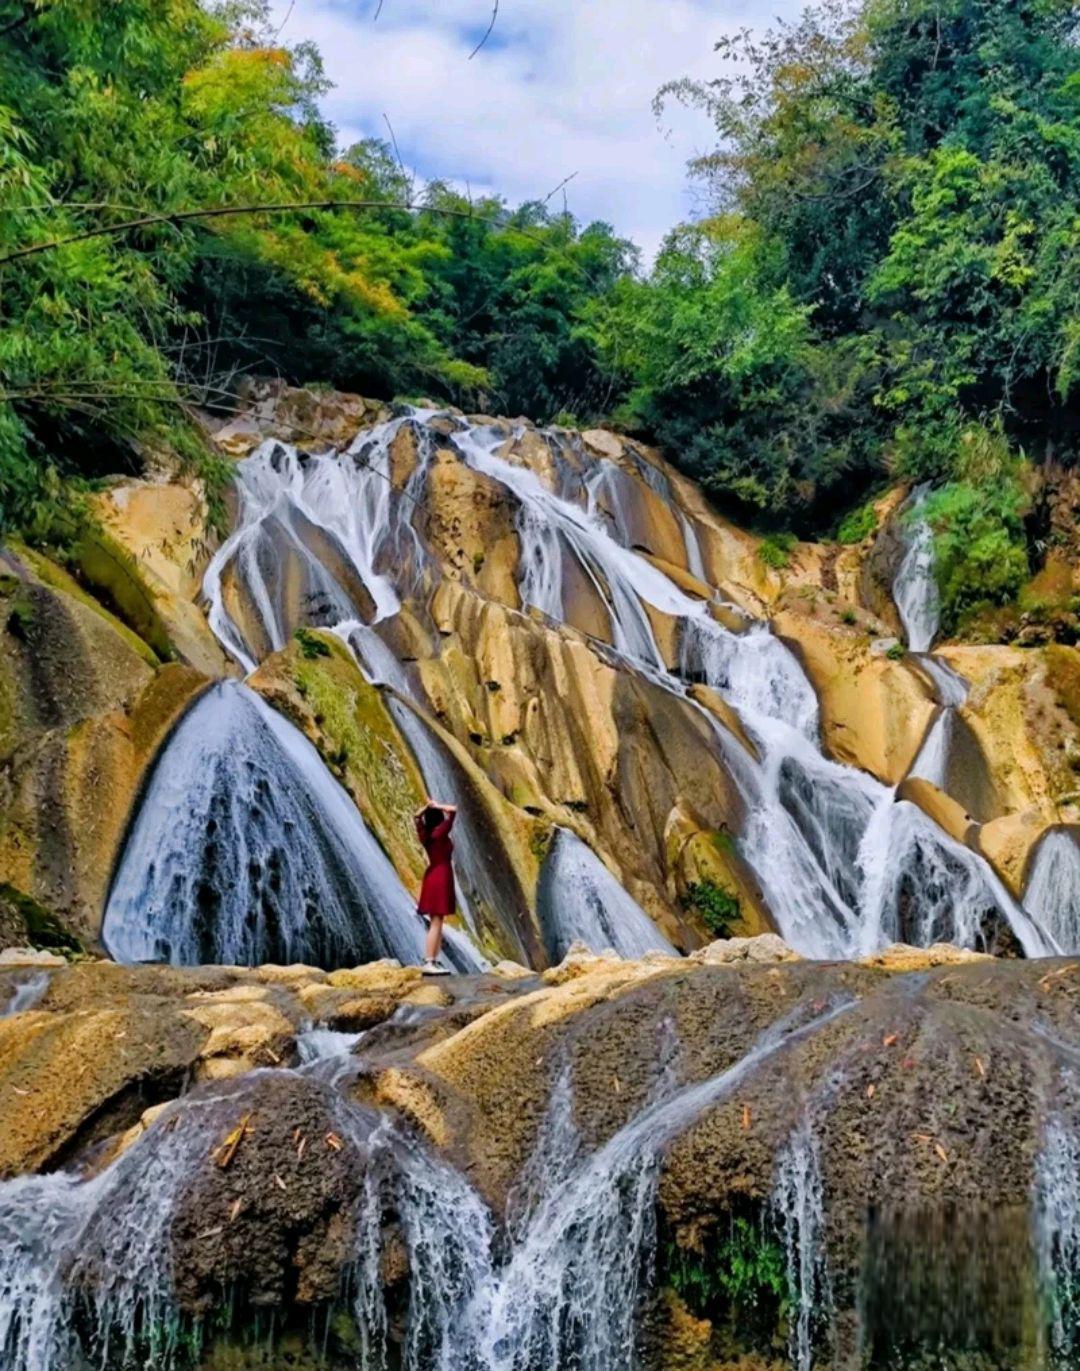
{"left": 421, "top": 959, "right": 451, "bottom": 977}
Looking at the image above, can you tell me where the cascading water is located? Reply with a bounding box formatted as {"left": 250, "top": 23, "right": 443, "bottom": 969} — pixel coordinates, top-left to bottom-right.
{"left": 0, "top": 984, "right": 850, "bottom": 1371}
{"left": 102, "top": 681, "right": 481, "bottom": 970}
{"left": 1024, "top": 829, "right": 1080, "bottom": 956}
{"left": 1035, "top": 1075, "right": 1080, "bottom": 1359}
{"left": 1, "top": 972, "right": 49, "bottom": 1017}
{"left": 202, "top": 420, "right": 427, "bottom": 674}
{"left": 456, "top": 1000, "right": 851, "bottom": 1371}
{"left": 773, "top": 1119, "right": 831, "bottom": 1371}
{"left": 195, "top": 406, "right": 1063, "bottom": 959}
{"left": 909, "top": 654, "right": 970, "bottom": 790}
{"left": 893, "top": 485, "right": 940, "bottom": 653}
{"left": 536, "top": 827, "right": 675, "bottom": 962}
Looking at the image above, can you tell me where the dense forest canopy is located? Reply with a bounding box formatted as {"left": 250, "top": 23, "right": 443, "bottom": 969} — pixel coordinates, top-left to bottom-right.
{"left": 2, "top": 0, "right": 1080, "bottom": 631}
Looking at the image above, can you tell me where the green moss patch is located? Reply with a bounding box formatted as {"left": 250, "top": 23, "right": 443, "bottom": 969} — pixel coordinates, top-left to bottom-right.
{"left": 682, "top": 879, "right": 741, "bottom": 939}
{"left": 0, "top": 883, "right": 83, "bottom": 955}
{"left": 16, "top": 543, "right": 160, "bottom": 667}
{"left": 290, "top": 633, "right": 425, "bottom": 877}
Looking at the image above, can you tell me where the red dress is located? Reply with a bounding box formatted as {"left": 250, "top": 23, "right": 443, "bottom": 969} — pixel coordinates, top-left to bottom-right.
{"left": 416, "top": 812, "right": 456, "bottom": 918}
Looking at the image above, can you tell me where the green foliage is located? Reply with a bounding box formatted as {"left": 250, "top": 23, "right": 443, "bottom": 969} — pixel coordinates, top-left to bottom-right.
{"left": 0, "top": 4, "right": 634, "bottom": 539}
{"left": 758, "top": 531, "right": 798, "bottom": 570}
{"left": 5, "top": 597, "right": 35, "bottom": 640}
{"left": 626, "top": 0, "right": 1080, "bottom": 589}
{"left": 294, "top": 627, "right": 331, "bottom": 660}
{"left": 683, "top": 879, "right": 740, "bottom": 938}
{"left": 885, "top": 641, "right": 906, "bottom": 661}
{"left": 664, "top": 1218, "right": 787, "bottom": 1317}
{"left": 837, "top": 502, "right": 879, "bottom": 545}
{"left": 922, "top": 470, "right": 1031, "bottom": 633}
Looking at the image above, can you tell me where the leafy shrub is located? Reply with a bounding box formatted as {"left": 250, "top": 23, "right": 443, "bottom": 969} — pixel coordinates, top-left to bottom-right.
{"left": 664, "top": 1217, "right": 786, "bottom": 1316}
{"left": 837, "top": 502, "right": 878, "bottom": 545}
{"left": 885, "top": 642, "right": 906, "bottom": 661}
{"left": 757, "top": 532, "right": 798, "bottom": 570}
{"left": 684, "top": 879, "right": 740, "bottom": 937}
{"left": 921, "top": 473, "right": 1030, "bottom": 633}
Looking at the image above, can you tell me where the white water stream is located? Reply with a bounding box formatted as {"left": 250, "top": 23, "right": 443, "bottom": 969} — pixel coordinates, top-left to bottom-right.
{"left": 1024, "top": 830, "right": 1080, "bottom": 956}
{"left": 894, "top": 485, "right": 941, "bottom": 654}
{"left": 194, "top": 412, "right": 1061, "bottom": 959}
{"left": 102, "top": 681, "right": 480, "bottom": 972}
{"left": 0, "top": 999, "right": 850, "bottom": 1371}
{"left": 536, "top": 828, "right": 675, "bottom": 963}
{"left": 0, "top": 972, "right": 49, "bottom": 1017}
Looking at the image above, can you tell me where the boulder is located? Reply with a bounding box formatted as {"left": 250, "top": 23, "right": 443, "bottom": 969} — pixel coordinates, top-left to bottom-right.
{"left": 689, "top": 934, "right": 800, "bottom": 965}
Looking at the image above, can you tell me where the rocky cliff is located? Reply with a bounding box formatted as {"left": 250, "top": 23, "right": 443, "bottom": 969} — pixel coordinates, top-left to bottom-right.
{"left": 4, "top": 381, "right": 1080, "bottom": 966}
{"left": 2, "top": 942, "right": 1077, "bottom": 1370}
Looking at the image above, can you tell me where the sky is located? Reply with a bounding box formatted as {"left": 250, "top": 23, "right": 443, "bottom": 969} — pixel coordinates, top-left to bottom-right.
{"left": 266, "top": 0, "right": 803, "bottom": 260}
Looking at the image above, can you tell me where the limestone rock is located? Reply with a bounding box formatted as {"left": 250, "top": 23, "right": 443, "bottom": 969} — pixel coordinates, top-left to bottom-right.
{"left": 327, "top": 963, "right": 419, "bottom": 994}
{"left": 689, "top": 934, "right": 800, "bottom": 965}
{"left": 491, "top": 960, "right": 536, "bottom": 980}
{"left": 249, "top": 634, "right": 430, "bottom": 890}
{"left": 773, "top": 603, "right": 933, "bottom": 784}
{"left": 860, "top": 942, "right": 994, "bottom": 971}
{"left": 0, "top": 553, "right": 211, "bottom": 948}
{"left": 581, "top": 428, "right": 624, "bottom": 460}
{"left": 0, "top": 946, "right": 66, "bottom": 967}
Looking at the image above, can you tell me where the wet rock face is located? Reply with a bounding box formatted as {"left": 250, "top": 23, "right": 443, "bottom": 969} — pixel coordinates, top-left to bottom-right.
{"left": 168, "top": 1072, "right": 372, "bottom": 1311}
{"left": 2, "top": 957, "right": 1080, "bottom": 1370}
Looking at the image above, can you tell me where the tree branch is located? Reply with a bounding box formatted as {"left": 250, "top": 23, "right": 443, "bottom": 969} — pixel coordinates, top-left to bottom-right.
{"left": 0, "top": 197, "right": 501, "bottom": 267}
{"left": 468, "top": 0, "right": 498, "bottom": 59}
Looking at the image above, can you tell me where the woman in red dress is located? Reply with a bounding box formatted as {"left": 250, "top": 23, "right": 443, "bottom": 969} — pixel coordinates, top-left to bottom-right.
{"left": 414, "top": 799, "right": 457, "bottom": 975}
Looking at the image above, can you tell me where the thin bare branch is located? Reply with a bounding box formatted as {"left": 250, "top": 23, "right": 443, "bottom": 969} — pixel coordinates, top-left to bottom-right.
{"left": 0, "top": 197, "right": 499, "bottom": 267}
{"left": 273, "top": 0, "right": 295, "bottom": 39}
{"left": 540, "top": 171, "right": 578, "bottom": 207}
{"left": 468, "top": 0, "right": 498, "bottom": 59}
{"left": 382, "top": 114, "right": 414, "bottom": 198}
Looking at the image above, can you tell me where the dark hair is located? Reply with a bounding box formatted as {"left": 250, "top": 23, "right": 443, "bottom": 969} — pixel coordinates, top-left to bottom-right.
{"left": 420, "top": 805, "right": 445, "bottom": 837}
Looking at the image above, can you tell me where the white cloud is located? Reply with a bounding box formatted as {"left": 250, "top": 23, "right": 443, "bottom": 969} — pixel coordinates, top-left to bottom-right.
{"left": 268, "top": 0, "right": 802, "bottom": 260}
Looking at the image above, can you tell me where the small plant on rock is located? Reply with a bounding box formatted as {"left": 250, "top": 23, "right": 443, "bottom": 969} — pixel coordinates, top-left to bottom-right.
{"left": 295, "top": 628, "right": 331, "bottom": 660}
{"left": 757, "top": 532, "right": 797, "bottom": 570}
{"left": 683, "top": 879, "right": 740, "bottom": 938}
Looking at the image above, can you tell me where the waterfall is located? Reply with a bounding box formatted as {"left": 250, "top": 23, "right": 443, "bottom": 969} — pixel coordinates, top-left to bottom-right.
{"left": 535, "top": 828, "right": 676, "bottom": 962}
{"left": 457, "top": 999, "right": 851, "bottom": 1371}
{"left": 1035, "top": 1080, "right": 1080, "bottom": 1357}
{"left": 442, "top": 419, "right": 1052, "bottom": 960}
{"left": 909, "top": 654, "right": 970, "bottom": 790}
{"left": 1024, "top": 829, "right": 1080, "bottom": 956}
{"left": 0, "top": 998, "right": 851, "bottom": 1371}
{"left": 0, "top": 1069, "right": 493, "bottom": 1371}
{"left": 773, "top": 1120, "right": 831, "bottom": 1371}
{"left": 203, "top": 417, "right": 436, "bottom": 674}
{"left": 102, "top": 681, "right": 482, "bottom": 971}
{"left": 893, "top": 485, "right": 941, "bottom": 653}
{"left": 169, "top": 406, "right": 1058, "bottom": 965}
{"left": 1, "top": 973, "right": 49, "bottom": 1018}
